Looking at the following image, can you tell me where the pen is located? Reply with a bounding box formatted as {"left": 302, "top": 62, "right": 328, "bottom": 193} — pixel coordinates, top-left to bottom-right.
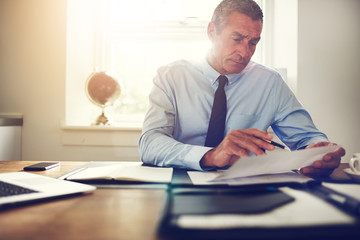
{"left": 256, "top": 137, "right": 286, "bottom": 149}
{"left": 58, "top": 167, "right": 86, "bottom": 180}
{"left": 312, "top": 184, "right": 360, "bottom": 216}
{"left": 327, "top": 193, "right": 360, "bottom": 216}
{"left": 268, "top": 140, "right": 286, "bottom": 149}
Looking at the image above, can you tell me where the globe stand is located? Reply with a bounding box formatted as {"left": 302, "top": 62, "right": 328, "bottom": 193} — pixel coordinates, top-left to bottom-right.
{"left": 85, "top": 71, "right": 121, "bottom": 126}
{"left": 93, "top": 110, "right": 109, "bottom": 125}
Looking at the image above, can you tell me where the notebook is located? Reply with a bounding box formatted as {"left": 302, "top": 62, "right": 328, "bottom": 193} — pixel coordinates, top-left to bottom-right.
{"left": 0, "top": 172, "right": 96, "bottom": 208}
{"left": 60, "top": 161, "right": 173, "bottom": 183}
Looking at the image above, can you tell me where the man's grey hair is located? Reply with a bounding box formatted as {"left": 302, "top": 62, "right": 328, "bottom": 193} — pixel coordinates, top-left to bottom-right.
{"left": 211, "top": 0, "right": 263, "bottom": 34}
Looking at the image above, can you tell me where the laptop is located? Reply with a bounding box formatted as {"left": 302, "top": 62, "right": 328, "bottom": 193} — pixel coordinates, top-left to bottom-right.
{"left": 0, "top": 172, "right": 96, "bottom": 208}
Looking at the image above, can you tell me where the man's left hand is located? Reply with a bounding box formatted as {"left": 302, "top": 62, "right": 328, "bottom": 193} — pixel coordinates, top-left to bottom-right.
{"left": 299, "top": 142, "right": 345, "bottom": 178}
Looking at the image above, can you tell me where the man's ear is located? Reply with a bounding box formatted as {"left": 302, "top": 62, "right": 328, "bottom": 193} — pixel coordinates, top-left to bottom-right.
{"left": 207, "top": 21, "right": 216, "bottom": 42}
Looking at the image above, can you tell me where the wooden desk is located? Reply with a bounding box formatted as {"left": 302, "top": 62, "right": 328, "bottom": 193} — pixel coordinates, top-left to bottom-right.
{"left": 0, "top": 161, "right": 167, "bottom": 240}
{"left": 0, "top": 161, "right": 354, "bottom": 240}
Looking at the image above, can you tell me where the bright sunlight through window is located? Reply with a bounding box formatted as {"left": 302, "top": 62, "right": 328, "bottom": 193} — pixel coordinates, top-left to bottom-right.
{"left": 66, "top": 0, "right": 268, "bottom": 127}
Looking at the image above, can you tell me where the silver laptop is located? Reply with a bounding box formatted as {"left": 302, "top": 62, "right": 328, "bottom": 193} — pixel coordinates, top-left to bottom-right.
{"left": 0, "top": 172, "right": 96, "bottom": 208}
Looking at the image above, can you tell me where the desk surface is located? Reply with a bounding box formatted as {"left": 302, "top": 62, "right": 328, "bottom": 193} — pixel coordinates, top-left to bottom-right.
{"left": 0, "top": 161, "right": 353, "bottom": 240}
{"left": 0, "top": 161, "right": 166, "bottom": 240}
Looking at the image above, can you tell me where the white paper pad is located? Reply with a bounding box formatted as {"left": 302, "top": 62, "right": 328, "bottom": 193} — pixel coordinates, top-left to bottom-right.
{"left": 188, "top": 171, "right": 312, "bottom": 186}
{"left": 215, "top": 145, "right": 339, "bottom": 181}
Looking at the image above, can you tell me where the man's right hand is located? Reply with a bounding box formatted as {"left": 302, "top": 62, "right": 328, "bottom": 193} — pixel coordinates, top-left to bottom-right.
{"left": 200, "top": 128, "right": 275, "bottom": 169}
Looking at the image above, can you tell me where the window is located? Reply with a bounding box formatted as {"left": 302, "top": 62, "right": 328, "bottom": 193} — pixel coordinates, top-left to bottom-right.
{"left": 66, "top": 0, "right": 288, "bottom": 127}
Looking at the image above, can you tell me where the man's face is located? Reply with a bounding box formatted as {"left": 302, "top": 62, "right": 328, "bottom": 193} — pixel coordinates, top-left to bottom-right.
{"left": 208, "top": 12, "right": 263, "bottom": 75}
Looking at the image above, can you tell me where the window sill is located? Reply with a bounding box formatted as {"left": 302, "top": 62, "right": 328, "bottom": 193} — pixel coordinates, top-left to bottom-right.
{"left": 61, "top": 122, "right": 142, "bottom": 147}
{"left": 62, "top": 122, "right": 142, "bottom": 131}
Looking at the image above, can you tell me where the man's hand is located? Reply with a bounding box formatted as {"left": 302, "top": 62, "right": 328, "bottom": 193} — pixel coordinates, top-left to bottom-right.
{"left": 200, "top": 128, "right": 275, "bottom": 169}
{"left": 299, "top": 142, "right": 345, "bottom": 178}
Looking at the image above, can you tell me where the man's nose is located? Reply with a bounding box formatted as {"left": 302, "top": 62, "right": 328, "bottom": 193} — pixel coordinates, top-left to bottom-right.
{"left": 236, "top": 42, "right": 250, "bottom": 58}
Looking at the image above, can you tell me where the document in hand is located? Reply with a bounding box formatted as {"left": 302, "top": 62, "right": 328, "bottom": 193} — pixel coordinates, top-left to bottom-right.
{"left": 215, "top": 145, "right": 339, "bottom": 181}
{"left": 65, "top": 162, "right": 173, "bottom": 183}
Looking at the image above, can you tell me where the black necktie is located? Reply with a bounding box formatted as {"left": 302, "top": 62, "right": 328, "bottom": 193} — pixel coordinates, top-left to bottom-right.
{"left": 205, "top": 75, "right": 228, "bottom": 147}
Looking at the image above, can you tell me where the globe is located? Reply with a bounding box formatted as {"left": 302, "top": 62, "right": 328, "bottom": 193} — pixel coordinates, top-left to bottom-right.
{"left": 86, "top": 71, "right": 121, "bottom": 125}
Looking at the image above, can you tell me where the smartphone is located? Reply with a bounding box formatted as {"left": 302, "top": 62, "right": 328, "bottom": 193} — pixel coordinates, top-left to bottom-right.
{"left": 23, "top": 162, "right": 60, "bottom": 171}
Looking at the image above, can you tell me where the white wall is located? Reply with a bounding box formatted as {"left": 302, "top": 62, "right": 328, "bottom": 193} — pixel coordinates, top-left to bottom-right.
{"left": 0, "top": 0, "right": 359, "bottom": 163}
{"left": 298, "top": 0, "right": 360, "bottom": 162}
{"left": 271, "top": 0, "right": 298, "bottom": 93}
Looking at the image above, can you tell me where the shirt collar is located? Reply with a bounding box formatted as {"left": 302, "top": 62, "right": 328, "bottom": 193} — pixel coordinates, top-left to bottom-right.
{"left": 201, "top": 57, "right": 220, "bottom": 86}
{"left": 200, "top": 56, "right": 251, "bottom": 86}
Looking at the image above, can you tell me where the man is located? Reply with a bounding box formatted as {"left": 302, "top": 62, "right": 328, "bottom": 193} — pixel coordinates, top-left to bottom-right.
{"left": 139, "top": 0, "right": 345, "bottom": 177}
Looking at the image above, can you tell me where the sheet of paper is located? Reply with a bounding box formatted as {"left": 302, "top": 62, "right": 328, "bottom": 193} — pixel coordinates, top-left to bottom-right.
{"left": 215, "top": 145, "right": 339, "bottom": 181}
{"left": 176, "top": 187, "right": 355, "bottom": 229}
{"left": 187, "top": 171, "right": 312, "bottom": 186}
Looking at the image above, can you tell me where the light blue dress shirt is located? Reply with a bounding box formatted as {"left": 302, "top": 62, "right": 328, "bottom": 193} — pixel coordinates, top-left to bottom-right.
{"left": 139, "top": 58, "right": 328, "bottom": 170}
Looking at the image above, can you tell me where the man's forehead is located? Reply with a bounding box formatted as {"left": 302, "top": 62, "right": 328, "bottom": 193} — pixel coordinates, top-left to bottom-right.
{"left": 223, "top": 12, "right": 262, "bottom": 32}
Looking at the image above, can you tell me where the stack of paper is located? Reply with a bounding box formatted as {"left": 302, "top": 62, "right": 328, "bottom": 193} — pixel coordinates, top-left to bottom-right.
{"left": 215, "top": 145, "right": 339, "bottom": 181}
{"left": 188, "top": 145, "right": 339, "bottom": 185}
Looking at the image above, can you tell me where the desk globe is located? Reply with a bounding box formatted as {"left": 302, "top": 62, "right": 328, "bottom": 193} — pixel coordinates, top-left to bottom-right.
{"left": 86, "top": 71, "right": 121, "bottom": 125}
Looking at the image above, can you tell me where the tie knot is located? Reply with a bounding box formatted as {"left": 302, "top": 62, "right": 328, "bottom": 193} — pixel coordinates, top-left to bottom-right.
{"left": 218, "top": 75, "right": 228, "bottom": 88}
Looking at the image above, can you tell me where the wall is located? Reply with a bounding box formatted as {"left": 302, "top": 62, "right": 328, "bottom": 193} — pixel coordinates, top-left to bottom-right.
{"left": 0, "top": 0, "right": 67, "bottom": 161}
{"left": 0, "top": 0, "right": 359, "bottom": 163}
{"left": 298, "top": 0, "right": 360, "bottom": 162}
{"left": 0, "top": 0, "right": 140, "bottom": 162}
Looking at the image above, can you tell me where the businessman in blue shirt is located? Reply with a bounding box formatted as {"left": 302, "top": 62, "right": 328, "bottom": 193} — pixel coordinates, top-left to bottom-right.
{"left": 139, "top": 0, "right": 345, "bottom": 177}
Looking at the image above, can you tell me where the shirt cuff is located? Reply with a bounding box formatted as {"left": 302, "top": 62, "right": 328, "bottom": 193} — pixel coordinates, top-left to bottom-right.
{"left": 297, "top": 137, "right": 329, "bottom": 150}
{"left": 184, "top": 145, "right": 213, "bottom": 171}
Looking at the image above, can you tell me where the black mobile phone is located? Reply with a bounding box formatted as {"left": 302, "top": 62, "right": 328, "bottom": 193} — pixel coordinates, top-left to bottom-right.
{"left": 23, "top": 162, "right": 60, "bottom": 171}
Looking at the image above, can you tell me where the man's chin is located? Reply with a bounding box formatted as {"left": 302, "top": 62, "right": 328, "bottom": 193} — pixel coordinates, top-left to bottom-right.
{"left": 224, "top": 64, "right": 247, "bottom": 74}
{"left": 223, "top": 59, "right": 249, "bottom": 73}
